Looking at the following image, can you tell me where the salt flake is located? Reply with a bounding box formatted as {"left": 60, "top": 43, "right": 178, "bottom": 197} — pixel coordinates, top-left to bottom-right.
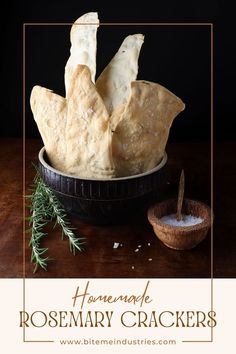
{"left": 113, "top": 242, "right": 120, "bottom": 249}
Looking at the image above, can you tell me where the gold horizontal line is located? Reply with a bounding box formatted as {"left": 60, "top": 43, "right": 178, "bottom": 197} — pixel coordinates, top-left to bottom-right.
{"left": 100, "top": 22, "right": 213, "bottom": 26}
{"left": 23, "top": 22, "right": 212, "bottom": 26}
{"left": 182, "top": 340, "right": 213, "bottom": 343}
{"left": 24, "top": 340, "right": 54, "bottom": 343}
{"left": 24, "top": 22, "right": 75, "bottom": 25}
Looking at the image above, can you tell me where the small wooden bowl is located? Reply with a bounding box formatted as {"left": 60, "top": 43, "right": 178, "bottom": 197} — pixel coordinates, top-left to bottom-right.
{"left": 147, "top": 198, "right": 212, "bottom": 250}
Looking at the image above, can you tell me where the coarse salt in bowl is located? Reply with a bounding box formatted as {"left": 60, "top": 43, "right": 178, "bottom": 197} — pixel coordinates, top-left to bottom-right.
{"left": 159, "top": 214, "right": 203, "bottom": 227}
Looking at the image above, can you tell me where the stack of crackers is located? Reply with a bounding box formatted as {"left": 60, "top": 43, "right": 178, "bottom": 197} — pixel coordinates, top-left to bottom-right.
{"left": 31, "top": 12, "right": 185, "bottom": 178}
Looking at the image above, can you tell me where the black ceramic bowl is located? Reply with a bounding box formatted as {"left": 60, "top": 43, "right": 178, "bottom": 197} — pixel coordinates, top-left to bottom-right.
{"left": 38, "top": 147, "right": 168, "bottom": 224}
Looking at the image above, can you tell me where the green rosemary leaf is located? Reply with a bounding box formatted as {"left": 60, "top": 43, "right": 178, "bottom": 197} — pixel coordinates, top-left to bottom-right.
{"left": 26, "top": 168, "right": 85, "bottom": 273}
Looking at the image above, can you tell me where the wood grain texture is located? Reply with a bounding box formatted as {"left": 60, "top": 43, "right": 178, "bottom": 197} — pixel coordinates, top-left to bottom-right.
{"left": 0, "top": 138, "right": 235, "bottom": 278}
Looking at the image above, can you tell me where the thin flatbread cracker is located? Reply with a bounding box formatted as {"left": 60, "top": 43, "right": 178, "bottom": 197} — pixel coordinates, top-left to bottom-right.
{"left": 30, "top": 86, "right": 67, "bottom": 172}
{"left": 66, "top": 65, "right": 115, "bottom": 178}
{"left": 96, "top": 34, "right": 144, "bottom": 115}
{"left": 111, "top": 80, "right": 185, "bottom": 177}
{"left": 65, "top": 12, "right": 99, "bottom": 97}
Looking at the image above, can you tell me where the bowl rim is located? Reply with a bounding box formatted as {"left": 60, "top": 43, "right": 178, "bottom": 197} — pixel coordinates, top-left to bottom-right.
{"left": 38, "top": 147, "right": 167, "bottom": 181}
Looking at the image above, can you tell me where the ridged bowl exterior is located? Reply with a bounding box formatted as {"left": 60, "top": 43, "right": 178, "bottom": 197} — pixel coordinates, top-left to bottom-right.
{"left": 38, "top": 148, "right": 168, "bottom": 224}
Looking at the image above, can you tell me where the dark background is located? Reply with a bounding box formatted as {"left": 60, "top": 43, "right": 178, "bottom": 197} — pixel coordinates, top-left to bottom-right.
{"left": 1, "top": 0, "right": 235, "bottom": 142}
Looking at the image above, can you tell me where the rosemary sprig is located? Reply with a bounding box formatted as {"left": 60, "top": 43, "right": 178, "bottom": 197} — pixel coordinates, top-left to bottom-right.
{"left": 26, "top": 170, "right": 85, "bottom": 272}
{"left": 41, "top": 181, "right": 84, "bottom": 255}
{"left": 27, "top": 174, "right": 52, "bottom": 272}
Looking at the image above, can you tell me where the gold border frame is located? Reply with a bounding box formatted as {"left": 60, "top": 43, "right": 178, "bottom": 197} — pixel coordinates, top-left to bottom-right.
{"left": 23, "top": 22, "right": 214, "bottom": 344}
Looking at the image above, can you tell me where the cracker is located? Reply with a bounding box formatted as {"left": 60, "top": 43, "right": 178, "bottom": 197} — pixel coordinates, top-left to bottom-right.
{"left": 111, "top": 80, "right": 185, "bottom": 177}
{"left": 65, "top": 65, "right": 115, "bottom": 178}
{"left": 30, "top": 86, "right": 67, "bottom": 171}
{"left": 64, "top": 12, "right": 99, "bottom": 97}
{"left": 96, "top": 34, "right": 144, "bottom": 115}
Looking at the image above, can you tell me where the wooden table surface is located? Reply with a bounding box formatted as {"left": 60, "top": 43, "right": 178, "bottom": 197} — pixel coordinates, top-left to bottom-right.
{"left": 0, "top": 138, "right": 235, "bottom": 278}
